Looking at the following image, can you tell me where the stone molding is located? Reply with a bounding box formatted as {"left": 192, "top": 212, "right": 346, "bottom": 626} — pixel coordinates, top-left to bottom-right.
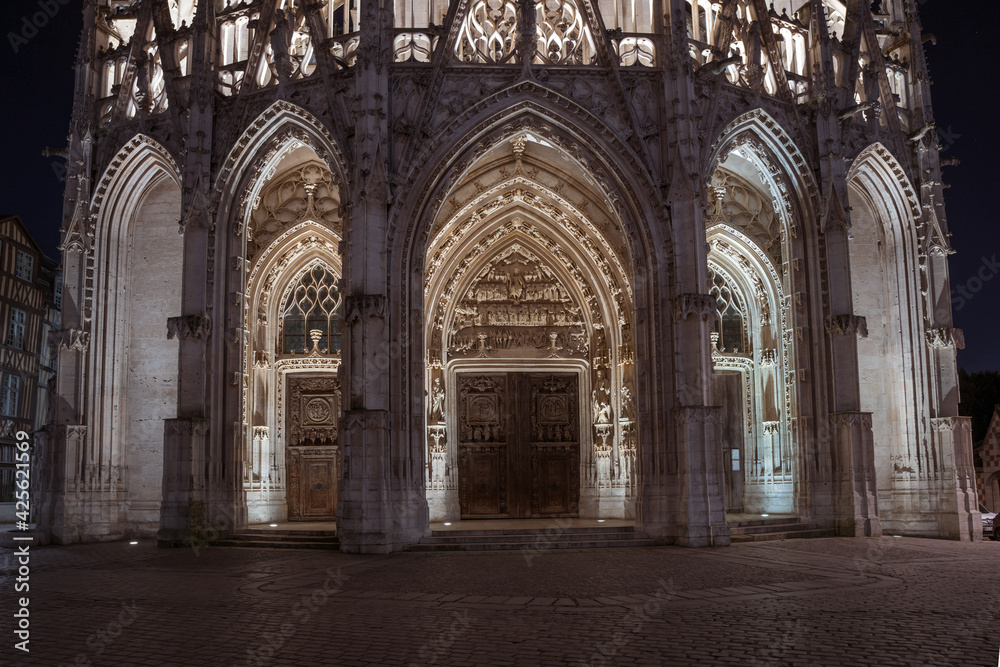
{"left": 166, "top": 315, "right": 212, "bottom": 340}
{"left": 825, "top": 314, "right": 868, "bottom": 338}
{"left": 342, "top": 409, "right": 391, "bottom": 430}
{"left": 672, "top": 293, "right": 715, "bottom": 321}
{"left": 925, "top": 327, "right": 965, "bottom": 350}
{"left": 344, "top": 295, "right": 388, "bottom": 323}
{"left": 164, "top": 418, "right": 210, "bottom": 437}
{"left": 50, "top": 328, "right": 90, "bottom": 352}
{"left": 930, "top": 416, "right": 972, "bottom": 433}
{"left": 829, "top": 411, "right": 874, "bottom": 429}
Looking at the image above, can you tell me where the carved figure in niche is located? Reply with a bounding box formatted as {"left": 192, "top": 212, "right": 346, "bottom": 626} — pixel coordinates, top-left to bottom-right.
{"left": 593, "top": 367, "right": 613, "bottom": 424}
{"left": 430, "top": 378, "right": 446, "bottom": 423}
{"left": 620, "top": 383, "right": 635, "bottom": 421}
{"left": 593, "top": 397, "right": 613, "bottom": 424}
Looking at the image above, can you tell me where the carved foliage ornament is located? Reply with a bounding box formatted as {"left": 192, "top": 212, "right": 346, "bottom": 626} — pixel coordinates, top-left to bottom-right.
{"left": 925, "top": 327, "right": 965, "bottom": 350}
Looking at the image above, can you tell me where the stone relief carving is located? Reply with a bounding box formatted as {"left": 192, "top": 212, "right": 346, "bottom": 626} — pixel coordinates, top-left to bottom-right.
{"left": 447, "top": 244, "right": 588, "bottom": 359}
{"left": 286, "top": 375, "right": 341, "bottom": 447}
{"left": 672, "top": 293, "right": 716, "bottom": 321}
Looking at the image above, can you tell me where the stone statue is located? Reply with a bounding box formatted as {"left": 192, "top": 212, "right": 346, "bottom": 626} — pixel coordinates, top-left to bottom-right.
{"left": 430, "top": 378, "right": 445, "bottom": 423}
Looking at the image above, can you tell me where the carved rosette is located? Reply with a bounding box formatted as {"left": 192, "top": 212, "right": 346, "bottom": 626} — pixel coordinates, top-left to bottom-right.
{"left": 286, "top": 376, "right": 341, "bottom": 447}
{"left": 166, "top": 315, "right": 212, "bottom": 340}
{"left": 825, "top": 314, "right": 868, "bottom": 338}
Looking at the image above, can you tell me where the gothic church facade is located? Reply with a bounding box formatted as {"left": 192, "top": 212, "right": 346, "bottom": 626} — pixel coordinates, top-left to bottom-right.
{"left": 39, "top": 0, "right": 980, "bottom": 552}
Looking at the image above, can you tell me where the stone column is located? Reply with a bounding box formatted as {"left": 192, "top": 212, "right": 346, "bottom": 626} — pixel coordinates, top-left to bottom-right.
{"left": 829, "top": 411, "right": 881, "bottom": 537}
{"left": 823, "top": 314, "right": 881, "bottom": 537}
{"left": 158, "top": 312, "right": 215, "bottom": 546}
{"left": 930, "top": 417, "right": 980, "bottom": 541}
{"left": 336, "top": 0, "right": 427, "bottom": 552}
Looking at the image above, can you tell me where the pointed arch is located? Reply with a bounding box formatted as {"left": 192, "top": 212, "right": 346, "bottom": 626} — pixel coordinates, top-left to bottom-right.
{"left": 848, "top": 142, "right": 923, "bottom": 226}
{"left": 706, "top": 109, "right": 820, "bottom": 237}
{"left": 395, "top": 95, "right": 662, "bottom": 524}
{"left": 847, "top": 141, "right": 933, "bottom": 535}
{"left": 215, "top": 101, "right": 350, "bottom": 234}
{"left": 396, "top": 83, "right": 666, "bottom": 263}
{"left": 704, "top": 110, "right": 816, "bottom": 517}
{"left": 242, "top": 220, "right": 344, "bottom": 523}
{"left": 92, "top": 134, "right": 181, "bottom": 230}
{"left": 85, "top": 133, "right": 185, "bottom": 537}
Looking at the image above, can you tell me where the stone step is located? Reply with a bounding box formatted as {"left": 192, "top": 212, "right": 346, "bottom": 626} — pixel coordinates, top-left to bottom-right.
{"left": 209, "top": 537, "right": 341, "bottom": 550}
{"left": 728, "top": 516, "right": 803, "bottom": 528}
{"left": 729, "top": 522, "right": 814, "bottom": 535}
{"left": 423, "top": 530, "right": 639, "bottom": 544}
{"left": 428, "top": 525, "right": 636, "bottom": 538}
{"left": 405, "top": 537, "right": 657, "bottom": 552}
{"left": 209, "top": 530, "right": 340, "bottom": 550}
{"left": 730, "top": 528, "right": 837, "bottom": 543}
{"left": 237, "top": 529, "right": 339, "bottom": 538}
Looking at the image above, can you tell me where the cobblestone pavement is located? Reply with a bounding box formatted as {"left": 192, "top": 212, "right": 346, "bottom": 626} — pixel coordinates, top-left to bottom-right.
{"left": 1, "top": 536, "right": 998, "bottom": 666}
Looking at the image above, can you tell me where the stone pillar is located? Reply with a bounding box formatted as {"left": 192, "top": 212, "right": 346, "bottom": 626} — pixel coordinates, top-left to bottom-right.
{"left": 670, "top": 406, "right": 728, "bottom": 547}
{"left": 636, "top": 291, "right": 729, "bottom": 546}
{"left": 930, "top": 417, "right": 980, "bottom": 541}
{"left": 335, "top": 0, "right": 428, "bottom": 552}
{"left": 829, "top": 412, "right": 881, "bottom": 537}
{"left": 158, "top": 417, "right": 210, "bottom": 545}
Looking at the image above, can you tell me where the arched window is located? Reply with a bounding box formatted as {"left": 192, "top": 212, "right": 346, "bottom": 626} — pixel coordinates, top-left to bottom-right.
{"left": 281, "top": 263, "right": 343, "bottom": 355}
{"left": 709, "top": 267, "right": 748, "bottom": 353}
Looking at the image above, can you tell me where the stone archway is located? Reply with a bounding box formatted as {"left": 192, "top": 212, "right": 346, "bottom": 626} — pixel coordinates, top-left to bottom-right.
{"left": 422, "top": 133, "right": 637, "bottom": 523}
{"left": 238, "top": 144, "right": 345, "bottom": 525}
{"left": 704, "top": 140, "right": 805, "bottom": 517}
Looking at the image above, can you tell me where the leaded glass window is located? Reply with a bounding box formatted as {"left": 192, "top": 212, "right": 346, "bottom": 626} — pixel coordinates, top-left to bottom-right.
{"left": 281, "top": 263, "right": 343, "bottom": 355}
{"left": 709, "top": 267, "right": 748, "bottom": 353}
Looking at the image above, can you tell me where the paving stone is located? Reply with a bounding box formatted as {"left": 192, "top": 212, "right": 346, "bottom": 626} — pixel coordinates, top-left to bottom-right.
{"left": 1, "top": 538, "right": 997, "bottom": 666}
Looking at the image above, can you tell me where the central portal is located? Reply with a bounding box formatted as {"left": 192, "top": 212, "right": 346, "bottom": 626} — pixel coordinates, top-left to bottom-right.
{"left": 457, "top": 372, "right": 580, "bottom": 519}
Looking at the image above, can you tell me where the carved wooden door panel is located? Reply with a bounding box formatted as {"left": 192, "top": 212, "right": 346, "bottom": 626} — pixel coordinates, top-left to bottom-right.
{"left": 527, "top": 374, "right": 580, "bottom": 517}
{"left": 457, "top": 374, "right": 509, "bottom": 517}
{"left": 457, "top": 372, "right": 579, "bottom": 519}
{"left": 286, "top": 374, "right": 340, "bottom": 521}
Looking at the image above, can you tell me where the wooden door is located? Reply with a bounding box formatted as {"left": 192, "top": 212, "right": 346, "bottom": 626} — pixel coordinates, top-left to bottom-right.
{"left": 527, "top": 374, "right": 580, "bottom": 517}
{"left": 286, "top": 374, "right": 340, "bottom": 521}
{"left": 457, "top": 372, "right": 579, "bottom": 519}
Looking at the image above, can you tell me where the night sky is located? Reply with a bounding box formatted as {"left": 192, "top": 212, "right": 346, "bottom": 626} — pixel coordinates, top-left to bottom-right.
{"left": 0, "top": 0, "right": 996, "bottom": 371}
